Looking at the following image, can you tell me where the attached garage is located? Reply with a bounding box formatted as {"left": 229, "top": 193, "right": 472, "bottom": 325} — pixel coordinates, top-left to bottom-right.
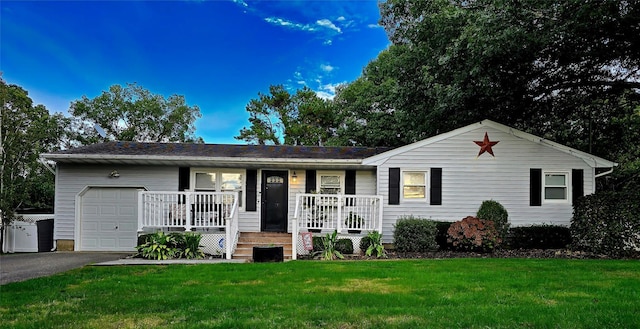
{"left": 79, "top": 187, "right": 140, "bottom": 251}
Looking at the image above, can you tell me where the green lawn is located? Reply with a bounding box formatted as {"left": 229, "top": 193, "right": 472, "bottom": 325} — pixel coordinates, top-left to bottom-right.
{"left": 1, "top": 259, "right": 639, "bottom": 328}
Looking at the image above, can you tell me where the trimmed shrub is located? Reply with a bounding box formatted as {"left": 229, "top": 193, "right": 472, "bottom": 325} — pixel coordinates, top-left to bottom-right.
{"left": 359, "top": 235, "right": 372, "bottom": 253}
{"left": 434, "top": 221, "right": 453, "bottom": 250}
{"left": 507, "top": 225, "right": 571, "bottom": 249}
{"left": 571, "top": 190, "right": 640, "bottom": 258}
{"left": 477, "top": 200, "right": 509, "bottom": 242}
{"left": 312, "top": 236, "right": 324, "bottom": 253}
{"left": 335, "top": 238, "right": 354, "bottom": 254}
{"left": 393, "top": 216, "right": 438, "bottom": 252}
{"left": 447, "top": 216, "right": 501, "bottom": 252}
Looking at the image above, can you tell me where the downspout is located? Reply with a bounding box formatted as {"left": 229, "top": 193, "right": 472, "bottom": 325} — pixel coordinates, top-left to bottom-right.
{"left": 595, "top": 168, "right": 614, "bottom": 178}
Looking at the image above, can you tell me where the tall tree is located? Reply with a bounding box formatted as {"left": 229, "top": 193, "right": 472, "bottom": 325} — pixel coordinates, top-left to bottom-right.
{"left": 236, "top": 85, "right": 336, "bottom": 145}
{"left": 69, "top": 83, "right": 203, "bottom": 143}
{"left": 334, "top": 0, "right": 639, "bottom": 187}
{"left": 1, "top": 79, "right": 66, "bottom": 251}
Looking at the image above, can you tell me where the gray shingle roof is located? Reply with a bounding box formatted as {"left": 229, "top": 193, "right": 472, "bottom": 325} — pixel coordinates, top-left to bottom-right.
{"left": 52, "top": 142, "right": 390, "bottom": 160}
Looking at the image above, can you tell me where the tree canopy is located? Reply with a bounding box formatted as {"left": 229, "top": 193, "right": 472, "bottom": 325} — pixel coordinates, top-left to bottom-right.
{"left": 236, "top": 85, "right": 336, "bottom": 145}
{"left": 69, "top": 83, "right": 203, "bottom": 144}
{"left": 1, "top": 78, "right": 66, "bottom": 231}
{"left": 330, "top": 0, "right": 639, "bottom": 188}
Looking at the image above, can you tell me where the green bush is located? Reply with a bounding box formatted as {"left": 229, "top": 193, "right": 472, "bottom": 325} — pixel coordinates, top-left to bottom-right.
{"left": 364, "top": 231, "right": 386, "bottom": 258}
{"left": 393, "top": 216, "right": 438, "bottom": 252}
{"left": 312, "top": 236, "right": 325, "bottom": 253}
{"left": 571, "top": 190, "right": 640, "bottom": 258}
{"left": 507, "top": 225, "right": 571, "bottom": 249}
{"left": 335, "top": 238, "right": 354, "bottom": 254}
{"left": 177, "top": 232, "right": 205, "bottom": 259}
{"left": 359, "top": 235, "right": 372, "bottom": 253}
{"left": 136, "top": 231, "right": 180, "bottom": 260}
{"left": 477, "top": 200, "right": 509, "bottom": 242}
{"left": 447, "top": 216, "right": 501, "bottom": 252}
{"left": 313, "top": 230, "right": 344, "bottom": 260}
{"left": 136, "top": 231, "right": 204, "bottom": 260}
{"left": 434, "top": 221, "right": 453, "bottom": 250}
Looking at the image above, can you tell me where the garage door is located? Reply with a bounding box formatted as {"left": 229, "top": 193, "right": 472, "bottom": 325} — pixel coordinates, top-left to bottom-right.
{"left": 80, "top": 187, "right": 139, "bottom": 251}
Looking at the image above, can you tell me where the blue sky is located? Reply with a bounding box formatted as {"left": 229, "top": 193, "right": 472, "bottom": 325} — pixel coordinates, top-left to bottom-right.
{"left": 1, "top": 0, "right": 389, "bottom": 144}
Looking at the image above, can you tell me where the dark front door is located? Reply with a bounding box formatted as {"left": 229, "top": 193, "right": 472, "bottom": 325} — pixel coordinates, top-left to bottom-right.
{"left": 261, "top": 170, "right": 288, "bottom": 232}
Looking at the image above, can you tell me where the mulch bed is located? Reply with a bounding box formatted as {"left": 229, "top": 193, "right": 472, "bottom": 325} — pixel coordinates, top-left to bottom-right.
{"left": 341, "top": 249, "right": 639, "bottom": 260}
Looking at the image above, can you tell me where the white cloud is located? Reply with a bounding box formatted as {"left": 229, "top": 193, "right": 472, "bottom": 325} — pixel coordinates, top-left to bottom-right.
{"left": 323, "top": 39, "right": 333, "bottom": 46}
{"left": 336, "top": 16, "right": 346, "bottom": 22}
{"left": 264, "top": 17, "right": 316, "bottom": 32}
{"left": 367, "top": 24, "right": 382, "bottom": 29}
{"left": 232, "top": 0, "right": 248, "bottom": 7}
{"left": 320, "top": 64, "right": 334, "bottom": 73}
{"left": 315, "top": 91, "right": 334, "bottom": 100}
{"left": 316, "top": 19, "right": 341, "bottom": 33}
{"left": 315, "top": 82, "right": 345, "bottom": 100}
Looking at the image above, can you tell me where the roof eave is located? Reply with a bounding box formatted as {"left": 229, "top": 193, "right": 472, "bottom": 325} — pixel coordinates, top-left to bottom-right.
{"left": 41, "top": 153, "right": 373, "bottom": 169}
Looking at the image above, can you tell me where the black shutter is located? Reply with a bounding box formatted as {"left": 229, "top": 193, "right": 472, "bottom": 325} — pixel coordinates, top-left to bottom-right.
{"left": 430, "top": 168, "right": 442, "bottom": 205}
{"left": 178, "top": 167, "right": 190, "bottom": 191}
{"left": 389, "top": 168, "right": 400, "bottom": 205}
{"left": 345, "top": 170, "right": 356, "bottom": 206}
{"left": 572, "top": 169, "right": 584, "bottom": 203}
{"left": 305, "top": 170, "right": 316, "bottom": 193}
{"left": 246, "top": 169, "right": 257, "bottom": 211}
{"left": 345, "top": 170, "right": 356, "bottom": 195}
{"left": 530, "top": 168, "right": 542, "bottom": 206}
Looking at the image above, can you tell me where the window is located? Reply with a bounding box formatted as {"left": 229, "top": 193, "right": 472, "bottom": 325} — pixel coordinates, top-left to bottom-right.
{"left": 403, "top": 171, "right": 427, "bottom": 200}
{"left": 193, "top": 170, "right": 244, "bottom": 207}
{"left": 544, "top": 172, "right": 568, "bottom": 202}
{"left": 317, "top": 171, "right": 344, "bottom": 194}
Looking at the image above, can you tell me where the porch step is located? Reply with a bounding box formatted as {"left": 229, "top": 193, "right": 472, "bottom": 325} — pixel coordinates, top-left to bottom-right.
{"left": 233, "top": 232, "right": 293, "bottom": 261}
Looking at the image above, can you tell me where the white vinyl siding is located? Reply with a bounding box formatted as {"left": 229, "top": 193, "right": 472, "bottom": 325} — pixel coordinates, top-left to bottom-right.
{"left": 54, "top": 165, "right": 177, "bottom": 242}
{"left": 376, "top": 126, "right": 594, "bottom": 243}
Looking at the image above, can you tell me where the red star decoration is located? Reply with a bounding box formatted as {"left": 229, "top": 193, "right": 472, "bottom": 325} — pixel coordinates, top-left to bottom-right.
{"left": 474, "top": 132, "right": 499, "bottom": 157}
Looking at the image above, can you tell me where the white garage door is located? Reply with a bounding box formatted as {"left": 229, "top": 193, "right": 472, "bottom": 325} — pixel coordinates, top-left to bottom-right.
{"left": 80, "top": 187, "right": 139, "bottom": 251}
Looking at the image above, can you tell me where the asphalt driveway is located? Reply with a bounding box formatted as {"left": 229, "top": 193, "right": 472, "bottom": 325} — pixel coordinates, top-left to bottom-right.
{"left": 0, "top": 252, "right": 131, "bottom": 285}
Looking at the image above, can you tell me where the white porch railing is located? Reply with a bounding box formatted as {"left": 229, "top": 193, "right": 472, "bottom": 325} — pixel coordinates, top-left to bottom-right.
{"left": 292, "top": 193, "right": 383, "bottom": 260}
{"left": 138, "top": 191, "right": 240, "bottom": 259}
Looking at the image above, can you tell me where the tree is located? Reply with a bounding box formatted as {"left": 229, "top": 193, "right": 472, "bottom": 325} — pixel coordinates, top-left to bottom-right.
{"left": 69, "top": 83, "right": 203, "bottom": 143}
{"left": 334, "top": 0, "right": 639, "bottom": 188}
{"left": 236, "top": 85, "right": 336, "bottom": 145}
{"left": 1, "top": 79, "right": 66, "bottom": 251}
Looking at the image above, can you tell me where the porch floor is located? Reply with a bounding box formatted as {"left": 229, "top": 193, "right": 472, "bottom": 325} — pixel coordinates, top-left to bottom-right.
{"left": 234, "top": 232, "right": 293, "bottom": 261}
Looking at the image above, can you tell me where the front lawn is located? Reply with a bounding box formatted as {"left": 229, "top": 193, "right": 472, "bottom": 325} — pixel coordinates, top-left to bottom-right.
{"left": 1, "top": 259, "right": 638, "bottom": 328}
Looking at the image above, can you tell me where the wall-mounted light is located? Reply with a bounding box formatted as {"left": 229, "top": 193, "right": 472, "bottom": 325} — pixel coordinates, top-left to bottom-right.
{"left": 292, "top": 171, "right": 297, "bottom": 182}
{"left": 109, "top": 170, "right": 120, "bottom": 178}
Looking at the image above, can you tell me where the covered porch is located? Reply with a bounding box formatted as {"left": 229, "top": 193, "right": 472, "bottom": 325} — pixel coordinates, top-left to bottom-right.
{"left": 291, "top": 193, "right": 384, "bottom": 260}
{"left": 137, "top": 191, "right": 383, "bottom": 260}
{"left": 138, "top": 191, "right": 240, "bottom": 259}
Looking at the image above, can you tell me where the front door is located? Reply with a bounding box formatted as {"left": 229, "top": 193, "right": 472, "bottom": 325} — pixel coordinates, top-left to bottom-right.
{"left": 261, "top": 170, "right": 288, "bottom": 232}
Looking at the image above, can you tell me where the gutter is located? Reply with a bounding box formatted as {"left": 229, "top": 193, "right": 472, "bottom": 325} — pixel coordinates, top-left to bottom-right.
{"left": 38, "top": 158, "right": 56, "bottom": 175}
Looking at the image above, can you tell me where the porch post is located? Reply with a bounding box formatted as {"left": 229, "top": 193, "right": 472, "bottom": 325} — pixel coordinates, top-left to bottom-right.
{"left": 291, "top": 217, "right": 298, "bottom": 260}
{"left": 185, "top": 192, "right": 193, "bottom": 232}
{"left": 225, "top": 219, "right": 231, "bottom": 260}
{"left": 137, "top": 191, "right": 144, "bottom": 232}
{"left": 377, "top": 196, "right": 384, "bottom": 233}
{"left": 336, "top": 195, "right": 342, "bottom": 233}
